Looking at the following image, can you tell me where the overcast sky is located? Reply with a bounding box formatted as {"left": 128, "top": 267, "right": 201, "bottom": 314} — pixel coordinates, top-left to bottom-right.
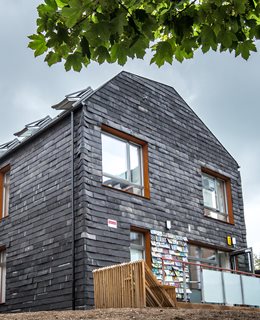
{"left": 1, "top": 1, "right": 259, "bottom": 255}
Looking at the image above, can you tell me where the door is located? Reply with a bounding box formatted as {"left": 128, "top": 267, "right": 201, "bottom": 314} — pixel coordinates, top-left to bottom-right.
{"left": 230, "top": 248, "right": 254, "bottom": 273}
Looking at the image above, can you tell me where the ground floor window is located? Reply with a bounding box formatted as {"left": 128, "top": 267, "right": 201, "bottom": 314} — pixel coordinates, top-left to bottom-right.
{"left": 0, "top": 250, "right": 6, "bottom": 304}
{"left": 188, "top": 244, "right": 230, "bottom": 291}
{"left": 130, "top": 227, "right": 151, "bottom": 267}
{"left": 130, "top": 231, "right": 145, "bottom": 261}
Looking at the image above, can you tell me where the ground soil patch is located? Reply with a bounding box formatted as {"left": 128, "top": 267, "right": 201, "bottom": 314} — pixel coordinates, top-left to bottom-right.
{"left": 1, "top": 308, "right": 260, "bottom": 320}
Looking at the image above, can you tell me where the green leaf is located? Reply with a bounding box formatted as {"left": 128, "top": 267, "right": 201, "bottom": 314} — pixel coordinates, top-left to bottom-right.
{"left": 234, "top": 0, "right": 246, "bottom": 14}
{"left": 28, "top": 34, "right": 48, "bottom": 57}
{"left": 55, "top": 0, "right": 69, "bottom": 8}
{"left": 174, "top": 47, "right": 185, "bottom": 63}
{"left": 218, "top": 30, "right": 234, "bottom": 48}
{"left": 61, "top": 0, "right": 83, "bottom": 28}
{"left": 110, "top": 10, "right": 128, "bottom": 35}
{"left": 111, "top": 43, "right": 128, "bottom": 66}
{"left": 254, "top": 25, "right": 260, "bottom": 39}
{"left": 200, "top": 26, "right": 217, "bottom": 50}
{"left": 151, "top": 41, "right": 173, "bottom": 67}
{"left": 90, "top": 22, "right": 111, "bottom": 42}
{"left": 94, "top": 46, "right": 110, "bottom": 64}
{"left": 64, "top": 52, "right": 82, "bottom": 71}
{"left": 201, "top": 43, "right": 210, "bottom": 54}
{"left": 80, "top": 36, "right": 91, "bottom": 59}
{"left": 45, "top": 51, "right": 62, "bottom": 66}
{"left": 29, "top": 0, "right": 260, "bottom": 70}
{"left": 45, "top": 0, "right": 57, "bottom": 9}
{"left": 235, "top": 40, "right": 257, "bottom": 59}
{"left": 129, "top": 35, "right": 148, "bottom": 59}
{"left": 230, "top": 18, "right": 239, "bottom": 33}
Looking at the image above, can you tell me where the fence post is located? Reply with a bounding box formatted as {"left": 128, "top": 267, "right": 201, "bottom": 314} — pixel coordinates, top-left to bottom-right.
{"left": 221, "top": 271, "right": 226, "bottom": 305}
{"left": 200, "top": 266, "right": 205, "bottom": 303}
{"left": 183, "top": 263, "right": 187, "bottom": 302}
{"left": 240, "top": 274, "right": 245, "bottom": 305}
{"left": 162, "top": 258, "right": 165, "bottom": 285}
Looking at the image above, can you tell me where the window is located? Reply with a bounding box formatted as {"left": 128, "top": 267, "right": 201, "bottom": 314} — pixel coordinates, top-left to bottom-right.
{"left": 188, "top": 244, "right": 230, "bottom": 290}
{"left": 130, "top": 227, "right": 151, "bottom": 267}
{"left": 201, "top": 168, "right": 233, "bottom": 223}
{"left": 0, "top": 166, "right": 10, "bottom": 219}
{"left": 0, "top": 250, "right": 6, "bottom": 304}
{"left": 101, "top": 125, "right": 149, "bottom": 198}
{"left": 130, "top": 231, "right": 145, "bottom": 261}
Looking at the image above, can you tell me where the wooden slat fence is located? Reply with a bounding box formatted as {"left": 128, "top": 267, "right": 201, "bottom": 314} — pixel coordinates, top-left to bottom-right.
{"left": 93, "top": 260, "right": 176, "bottom": 309}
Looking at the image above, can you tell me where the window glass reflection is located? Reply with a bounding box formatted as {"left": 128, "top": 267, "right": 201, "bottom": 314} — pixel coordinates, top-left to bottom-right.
{"left": 130, "top": 144, "right": 141, "bottom": 184}
{"left": 102, "top": 134, "right": 127, "bottom": 179}
{"left": 101, "top": 132, "right": 143, "bottom": 196}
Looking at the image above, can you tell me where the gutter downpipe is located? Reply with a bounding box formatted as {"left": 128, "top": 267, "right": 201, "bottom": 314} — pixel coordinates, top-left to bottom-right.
{"left": 71, "top": 110, "right": 76, "bottom": 310}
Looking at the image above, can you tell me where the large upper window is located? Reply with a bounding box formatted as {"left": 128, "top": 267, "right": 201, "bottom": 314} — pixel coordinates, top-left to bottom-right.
{"left": 0, "top": 250, "right": 6, "bottom": 304}
{"left": 201, "top": 169, "right": 233, "bottom": 223}
{"left": 101, "top": 125, "right": 149, "bottom": 198}
{"left": 0, "top": 166, "right": 10, "bottom": 219}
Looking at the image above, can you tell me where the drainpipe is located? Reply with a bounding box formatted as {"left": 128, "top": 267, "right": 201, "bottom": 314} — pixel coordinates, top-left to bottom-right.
{"left": 71, "top": 110, "right": 75, "bottom": 310}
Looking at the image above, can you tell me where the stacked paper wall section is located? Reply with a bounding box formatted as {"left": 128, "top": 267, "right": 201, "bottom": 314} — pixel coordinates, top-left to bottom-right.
{"left": 151, "top": 230, "right": 191, "bottom": 300}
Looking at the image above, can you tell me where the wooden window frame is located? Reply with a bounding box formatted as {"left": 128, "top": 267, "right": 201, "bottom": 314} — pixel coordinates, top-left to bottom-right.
{"left": 101, "top": 125, "right": 150, "bottom": 199}
{"left": 201, "top": 168, "right": 234, "bottom": 225}
{"left": 130, "top": 226, "right": 152, "bottom": 269}
{"left": 0, "top": 165, "right": 10, "bottom": 220}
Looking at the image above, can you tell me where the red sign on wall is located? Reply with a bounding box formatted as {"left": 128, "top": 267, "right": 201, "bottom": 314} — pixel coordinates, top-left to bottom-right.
{"left": 107, "top": 219, "right": 117, "bottom": 229}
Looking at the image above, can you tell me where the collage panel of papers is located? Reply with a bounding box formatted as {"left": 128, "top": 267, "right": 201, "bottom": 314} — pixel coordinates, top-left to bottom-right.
{"left": 150, "top": 230, "right": 191, "bottom": 300}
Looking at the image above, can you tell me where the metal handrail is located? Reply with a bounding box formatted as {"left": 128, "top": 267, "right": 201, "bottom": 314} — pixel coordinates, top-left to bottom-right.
{"left": 161, "top": 257, "right": 260, "bottom": 278}
{"left": 161, "top": 257, "right": 260, "bottom": 303}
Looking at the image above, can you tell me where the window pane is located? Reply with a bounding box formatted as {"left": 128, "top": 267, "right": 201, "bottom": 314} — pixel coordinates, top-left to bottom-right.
{"left": 131, "top": 187, "right": 142, "bottom": 196}
{"left": 189, "top": 264, "right": 201, "bottom": 289}
{"left": 101, "top": 130, "right": 146, "bottom": 197}
{"left": 202, "top": 175, "right": 217, "bottom": 209}
{"left": 130, "top": 145, "right": 141, "bottom": 184}
{"left": 101, "top": 134, "right": 127, "bottom": 179}
{"left": 189, "top": 245, "right": 200, "bottom": 258}
{"left": 130, "top": 248, "right": 144, "bottom": 261}
{"left": 103, "top": 176, "right": 142, "bottom": 195}
{"left": 2, "top": 171, "right": 10, "bottom": 217}
{"left": 130, "top": 231, "right": 144, "bottom": 246}
{"left": 130, "top": 231, "right": 145, "bottom": 262}
{"left": 201, "top": 248, "right": 216, "bottom": 261}
{"left": 216, "top": 179, "right": 226, "bottom": 213}
{"left": 218, "top": 251, "right": 230, "bottom": 269}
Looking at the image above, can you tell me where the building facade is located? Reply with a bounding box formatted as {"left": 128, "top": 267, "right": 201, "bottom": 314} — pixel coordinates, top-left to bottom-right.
{"left": 0, "top": 72, "right": 249, "bottom": 311}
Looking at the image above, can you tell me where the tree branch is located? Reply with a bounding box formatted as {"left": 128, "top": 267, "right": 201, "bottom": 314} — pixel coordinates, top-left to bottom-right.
{"left": 175, "top": 0, "right": 197, "bottom": 17}
{"left": 116, "top": 0, "right": 141, "bottom": 35}
{"left": 71, "top": 0, "right": 99, "bottom": 29}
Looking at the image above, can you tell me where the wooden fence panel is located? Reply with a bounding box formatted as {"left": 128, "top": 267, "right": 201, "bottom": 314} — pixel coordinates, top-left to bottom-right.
{"left": 93, "top": 260, "right": 176, "bottom": 309}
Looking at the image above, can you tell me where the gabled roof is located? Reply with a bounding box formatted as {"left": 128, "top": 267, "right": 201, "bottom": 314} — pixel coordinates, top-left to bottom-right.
{"left": 113, "top": 72, "right": 239, "bottom": 167}
{"left": 0, "top": 71, "right": 238, "bottom": 167}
